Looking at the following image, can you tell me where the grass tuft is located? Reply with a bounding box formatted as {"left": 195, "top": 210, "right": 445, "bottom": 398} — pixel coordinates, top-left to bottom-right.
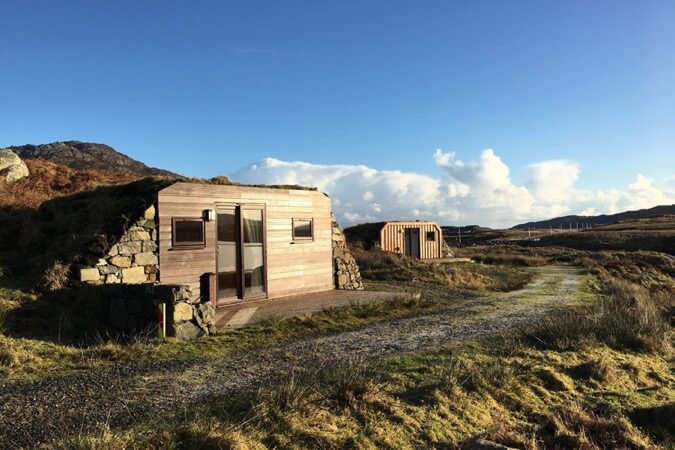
{"left": 527, "top": 276, "right": 671, "bottom": 354}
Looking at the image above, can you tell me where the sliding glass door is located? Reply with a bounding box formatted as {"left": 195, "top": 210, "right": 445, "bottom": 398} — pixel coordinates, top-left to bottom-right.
{"left": 216, "top": 205, "right": 266, "bottom": 305}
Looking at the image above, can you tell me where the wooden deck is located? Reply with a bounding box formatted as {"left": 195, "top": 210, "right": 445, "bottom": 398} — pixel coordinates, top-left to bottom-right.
{"left": 214, "top": 289, "right": 408, "bottom": 329}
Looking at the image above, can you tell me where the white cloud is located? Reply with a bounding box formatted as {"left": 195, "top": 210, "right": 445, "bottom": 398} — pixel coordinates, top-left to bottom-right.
{"left": 231, "top": 151, "right": 674, "bottom": 228}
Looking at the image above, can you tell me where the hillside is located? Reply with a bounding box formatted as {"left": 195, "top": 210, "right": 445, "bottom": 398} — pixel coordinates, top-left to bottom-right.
{"left": 513, "top": 204, "right": 675, "bottom": 229}
{"left": 6, "top": 141, "right": 177, "bottom": 176}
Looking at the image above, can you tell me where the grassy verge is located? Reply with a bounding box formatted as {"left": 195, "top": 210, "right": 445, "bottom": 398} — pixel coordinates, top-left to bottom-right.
{"left": 51, "top": 336, "right": 673, "bottom": 449}
{"left": 50, "top": 250, "right": 673, "bottom": 449}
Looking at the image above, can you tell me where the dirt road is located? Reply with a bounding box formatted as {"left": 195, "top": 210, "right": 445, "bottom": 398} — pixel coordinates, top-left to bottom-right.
{"left": 0, "top": 265, "right": 586, "bottom": 448}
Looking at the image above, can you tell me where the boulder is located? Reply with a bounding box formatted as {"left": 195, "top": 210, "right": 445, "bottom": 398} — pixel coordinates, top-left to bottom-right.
{"left": 144, "top": 204, "right": 156, "bottom": 220}
{"left": 106, "top": 274, "right": 121, "bottom": 284}
{"left": 128, "top": 229, "right": 151, "bottom": 241}
{"left": 80, "top": 267, "right": 100, "bottom": 282}
{"left": 110, "top": 255, "right": 132, "bottom": 268}
{"left": 122, "top": 266, "right": 146, "bottom": 284}
{"left": 142, "top": 240, "right": 158, "bottom": 253}
{"left": 134, "top": 252, "right": 158, "bottom": 266}
{"left": 117, "top": 241, "right": 143, "bottom": 255}
{"left": 98, "top": 264, "right": 120, "bottom": 275}
{"left": 173, "top": 321, "right": 203, "bottom": 340}
{"left": 173, "top": 302, "right": 193, "bottom": 322}
{"left": 0, "top": 149, "right": 29, "bottom": 182}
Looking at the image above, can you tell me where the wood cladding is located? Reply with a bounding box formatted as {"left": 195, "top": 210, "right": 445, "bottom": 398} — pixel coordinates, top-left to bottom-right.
{"left": 158, "top": 183, "right": 333, "bottom": 302}
{"left": 379, "top": 222, "right": 443, "bottom": 259}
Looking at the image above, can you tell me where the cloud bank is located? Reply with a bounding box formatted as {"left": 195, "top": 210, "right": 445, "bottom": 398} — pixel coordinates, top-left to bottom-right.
{"left": 232, "top": 149, "right": 674, "bottom": 228}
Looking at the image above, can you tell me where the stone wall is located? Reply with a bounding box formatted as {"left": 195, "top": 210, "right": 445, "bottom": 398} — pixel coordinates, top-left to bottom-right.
{"left": 167, "top": 284, "right": 217, "bottom": 340}
{"left": 331, "top": 212, "right": 364, "bottom": 290}
{"left": 79, "top": 204, "right": 159, "bottom": 285}
{"left": 75, "top": 283, "right": 216, "bottom": 339}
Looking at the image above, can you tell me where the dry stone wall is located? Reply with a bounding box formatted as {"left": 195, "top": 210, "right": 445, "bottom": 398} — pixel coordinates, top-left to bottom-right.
{"left": 331, "top": 213, "right": 364, "bottom": 290}
{"left": 168, "top": 285, "right": 217, "bottom": 340}
{"left": 77, "top": 283, "right": 216, "bottom": 339}
{"left": 79, "top": 204, "right": 159, "bottom": 285}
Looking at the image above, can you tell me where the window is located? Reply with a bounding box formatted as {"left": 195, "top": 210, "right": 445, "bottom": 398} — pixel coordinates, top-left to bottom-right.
{"left": 172, "top": 218, "right": 205, "bottom": 248}
{"left": 292, "top": 218, "right": 313, "bottom": 240}
{"left": 426, "top": 231, "right": 436, "bottom": 241}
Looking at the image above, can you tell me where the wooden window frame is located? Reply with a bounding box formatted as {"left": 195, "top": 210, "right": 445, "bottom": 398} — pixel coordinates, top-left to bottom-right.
{"left": 292, "top": 217, "right": 314, "bottom": 242}
{"left": 426, "top": 231, "right": 436, "bottom": 241}
{"left": 171, "top": 217, "right": 206, "bottom": 249}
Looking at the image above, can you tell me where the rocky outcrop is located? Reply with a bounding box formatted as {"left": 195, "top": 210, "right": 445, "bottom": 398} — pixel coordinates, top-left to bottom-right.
{"left": 331, "top": 213, "right": 363, "bottom": 290}
{"left": 79, "top": 204, "right": 159, "bottom": 284}
{"left": 7, "top": 141, "right": 176, "bottom": 176}
{"left": 0, "top": 149, "right": 29, "bottom": 182}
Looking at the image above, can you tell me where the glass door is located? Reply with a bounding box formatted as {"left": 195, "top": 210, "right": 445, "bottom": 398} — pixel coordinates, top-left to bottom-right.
{"left": 241, "top": 206, "right": 266, "bottom": 299}
{"left": 216, "top": 205, "right": 266, "bottom": 305}
{"left": 216, "top": 207, "right": 239, "bottom": 305}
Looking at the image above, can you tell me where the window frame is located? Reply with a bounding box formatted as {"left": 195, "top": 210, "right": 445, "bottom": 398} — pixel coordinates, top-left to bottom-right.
{"left": 292, "top": 217, "right": 314, "bottom": 241}
{"left": 171, "top": 217, "right": 206, "bottom": 249}
{"left": 426, "top": 231, "right": 436, "bottom": 241}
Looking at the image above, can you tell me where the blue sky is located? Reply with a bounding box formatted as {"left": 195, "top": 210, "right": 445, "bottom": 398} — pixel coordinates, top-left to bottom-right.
{"left": 1, "top": 1, "right": 674, "bottom": 224}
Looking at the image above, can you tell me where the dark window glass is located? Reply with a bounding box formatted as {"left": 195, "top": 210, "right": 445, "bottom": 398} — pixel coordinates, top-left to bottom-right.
{"left": 217, "top": 210, "right": 237, "bottom": 243}
{"left": 173, "top": 219, "right": 205, "bottom": 246}
{"left": 426, "top": 231, "right": 435, "bottom": 241}
{"left": 293, "top": 219, "right": 313, "bottom": 239}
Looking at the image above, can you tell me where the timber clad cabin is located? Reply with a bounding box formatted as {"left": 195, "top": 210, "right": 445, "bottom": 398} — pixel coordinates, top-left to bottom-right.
{"left": 158, "top": 182, "right": 334, "bottom": 305}
{"left": 71, "top": 179, "right": 362, "bottom": 337}
{"left": 344, "top": 221, "right": 443, "bottom": 259}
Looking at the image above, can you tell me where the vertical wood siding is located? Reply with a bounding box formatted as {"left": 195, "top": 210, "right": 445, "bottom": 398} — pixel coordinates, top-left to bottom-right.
{"left": 158, "top": 183, "right": 333, "bottom": 302}
{"left": 379, "top": 222, "right": 443, "bottom": 259}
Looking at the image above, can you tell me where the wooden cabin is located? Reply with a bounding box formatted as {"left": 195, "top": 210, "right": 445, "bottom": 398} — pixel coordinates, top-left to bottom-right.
{"left": 344, "top": 221, "right": 443, "bottom": 259}
{"left": 158, "top": 182, "right": 334, "bottom": 305}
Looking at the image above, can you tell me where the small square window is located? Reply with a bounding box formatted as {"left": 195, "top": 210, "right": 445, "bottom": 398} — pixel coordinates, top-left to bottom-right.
{"left": 172, "top": 218, "right": 205, "bottom": 248}
{"left": 426, "top": 231, "right": 436, "bottom": 241}
{"left": 293, "top": 218, "right": 313, "bottom": 240}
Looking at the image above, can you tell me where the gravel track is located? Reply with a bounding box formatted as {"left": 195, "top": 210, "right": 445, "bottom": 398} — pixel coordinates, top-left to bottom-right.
{"left": 0, "top": 266, "right": 584, "bottom": 448}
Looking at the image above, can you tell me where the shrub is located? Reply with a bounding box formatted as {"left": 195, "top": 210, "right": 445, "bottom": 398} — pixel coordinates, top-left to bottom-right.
{"left": 571, "top": 357, "right": 614, "bottom": 382}
{"left": 38, "top": 260, "right": 71, "bottom": 292}
{"left": 321, "top": 361, "right": 374, "bottom": 407}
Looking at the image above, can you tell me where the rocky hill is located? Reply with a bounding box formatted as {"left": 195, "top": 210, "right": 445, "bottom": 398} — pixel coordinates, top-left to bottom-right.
{"left": 513, "top": 204, "right": 675, "bottom": 230}
{"left": 6, "top": 141, "right": 176, "bottom": 176}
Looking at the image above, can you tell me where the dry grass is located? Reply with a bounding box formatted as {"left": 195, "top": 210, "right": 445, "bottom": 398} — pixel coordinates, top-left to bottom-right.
{"left": 351, "top": 246, "right": 534, "bottom": 292}
{"left": 0, "top": 159, "right": 140, "bottom": 211}
{"left": 38, "top": 260, "right": 71, "bottom": 292}
{"left": 527, "top": 276, "right": 672, "bottom": 354}
{"left": 49, "top": 341, "right": 672, "bottom": 450}
{"left": 471, "top": 253, "right": 547, "bottom": 267}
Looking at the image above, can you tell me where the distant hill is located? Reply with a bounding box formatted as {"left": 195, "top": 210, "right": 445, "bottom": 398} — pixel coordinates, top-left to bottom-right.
{"left": 6, "top": 141, "right": 177, "bottom": 176}
{"left": 512, "top": 204, "right": 675, "bottom": 230}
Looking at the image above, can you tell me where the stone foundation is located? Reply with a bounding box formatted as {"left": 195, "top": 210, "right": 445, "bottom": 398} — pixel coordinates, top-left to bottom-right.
{"left": 78, "top": 204, "right": 159, "bottom": 284}
{"left": 331, "top": 213, "right": 363, "bottom": 290}
{"left": 76, "top": 283, "right": 216, "bottom": 339}
{"left": 164, "top": 284, "right": 217, "bottom": 340}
